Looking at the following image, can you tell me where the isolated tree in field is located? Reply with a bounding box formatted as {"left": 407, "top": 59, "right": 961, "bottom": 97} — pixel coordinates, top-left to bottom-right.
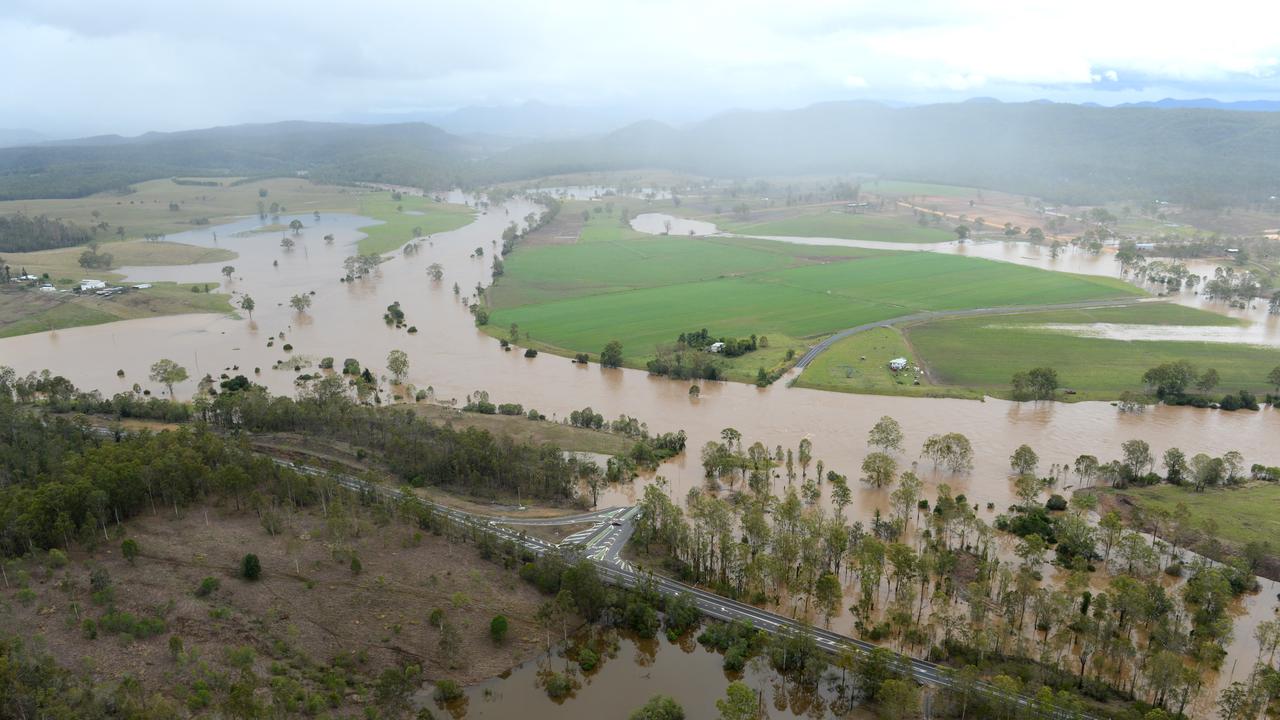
{"left": 427, "top": 262, "right": 444, "bottom": 281}
{"left": 387, "top": 349, "right": 409, "bottom": 383}
{"left": 289, "top": 219, "right": 303, "bottom": 235}
{"left": 1010, "top": 444, "right": 1039, "bottom": 476}
{"left": 861, "top": 451, "right": 898, "bottom": 489}
{"left": 630, "top": 695, "right": 685, "bottom": 720}
{"left": 289, "top": 294, "right": 312, "bottom": 314}
{"left": 954, "top": 225, "right": 970, "bottom": 240}
{"left": 149, "top": 359, "right": 188, "bottom": 398}
{"left": 221, "top": 265, "right": 235, "bottom": 279}
{"left": 1143, "top": 360, "right": 1197, "bottom": 398}
{"left": 1026, "top": 227, "right": 1046, "bottom": 243}
{"left": 600, "top": 340, "right": 624, "bottom": 368}
{"left": 868, "top": 415, "right": 904, "bottom": 453}
{"left": 239, "top": 295, "right": 255, "bottom": 320}
{"left": 280, "top": 236, "right": 294, "bottom": 250}
{"left": 716, "top": 681, "right": 758, "bottom": 720}
{"left": 1269, "top": 365, "right": 1280, "bottom": 391}
{"left": 241, "top": 553, "right": 261, "bottom": 581}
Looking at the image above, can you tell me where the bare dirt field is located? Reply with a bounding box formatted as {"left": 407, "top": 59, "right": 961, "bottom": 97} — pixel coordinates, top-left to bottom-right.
{"left": 2, "top": 501, "right": 555, "bottom": 705}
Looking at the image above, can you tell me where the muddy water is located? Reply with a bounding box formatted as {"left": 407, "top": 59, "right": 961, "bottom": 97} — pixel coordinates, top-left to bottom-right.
{"left": 1, "top": 202, "right": 1277, "bottom": 517}
{"left": 415, "top": 629, "right": 871, "bottom": 720}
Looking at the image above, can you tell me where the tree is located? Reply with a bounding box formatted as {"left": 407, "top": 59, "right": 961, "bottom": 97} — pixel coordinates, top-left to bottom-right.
{"left": 387, "top": 350, "right": 409, "bottom": 383}
{"left": 1142, "top": 360, "right": 1197, "bottom": 398}
{"left": 289, "top": 294, "right": 312, "bottom": 314}
{"left": 868, "top": 416, "right": 904, "bottom": 453}
{"left": 239, "top": 295, "right": 255, "bottom": 320}
{"left": 954, "top": 225, "right": 970, "bottom": 240}
{"left": 1268, "top": 365, "right": 1280, "bottom": 391}
{"left": 1010, "top": 444, "right": 1039, "bottom": 476}
{"left": 921, "top": 432, "right": 974, "bottom": 473}
{"left": 280, "top": 236, "right": 294, "bottom": 249}
{"left": 1121, "top": 439, "right": 1153, "bottom": 479}
{"left": 861, "top": 452, "right": 898, "bottom": 488}
{"left": 289, "top": 219, "right": 303, "bottom": 235}
{"left": 877, "top": 679, "right": 920, "bottom": 720}
{"left": 815, "top": 572, "right": 842, "bottom": 626}
{"left": 716, "top": 680, "right": 758, "bottom": 720}
{"left": 221, "top": 265, "right": 235, "bottom": 279}
{"left": 630, "top": 695, "right": 685, "bottom": 720}
{"left": 241, "top": 553, "right": 261, "bottom": 581}
{"left": 1196, "top": 368, "right": 1220, "bottom": 393}
{"left": 121, "top": 538, "right": 139, "bottom": 564}
{"left": 489, "top": 615, "right": 508, "bottom": 644}
{"left": 149, "top": 359, "right": 188, "bottom": 399}
{"left": 600, "top": 340, "right": 624, "bottom": 368}
{"left": 427, "top": 263, "right": 444, "bottom": 281}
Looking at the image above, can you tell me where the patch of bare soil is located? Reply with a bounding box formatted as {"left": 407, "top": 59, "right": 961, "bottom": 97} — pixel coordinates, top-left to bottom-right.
{"left": 519, "top": 209, "right": 585, "bottom": 248}
{"left": 3, "top": 501, "right": 551, "bottom": 702}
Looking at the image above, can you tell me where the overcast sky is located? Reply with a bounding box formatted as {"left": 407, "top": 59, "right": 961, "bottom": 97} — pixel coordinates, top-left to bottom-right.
{"left": 4, "top": 0, "right": 1279, "bottom": 138}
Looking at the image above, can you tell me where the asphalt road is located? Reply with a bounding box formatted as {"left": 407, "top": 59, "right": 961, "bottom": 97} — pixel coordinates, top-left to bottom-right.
{"left": 793, "top": 297, "right": 1149, "bottom": 370}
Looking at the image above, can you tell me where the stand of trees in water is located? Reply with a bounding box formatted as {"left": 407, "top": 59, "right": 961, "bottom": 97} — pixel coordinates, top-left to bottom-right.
{"left": 632, "top": 417, "right": 1280, "bottom": 719}
{"left": 0, "top": 212, "right": 97, "bottom": 252}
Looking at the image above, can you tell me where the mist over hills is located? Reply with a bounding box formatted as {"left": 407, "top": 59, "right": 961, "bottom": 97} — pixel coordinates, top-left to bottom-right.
{"left": 2, "top": 100, "right": 1278, "bottom": 207}
{"left": 488, "top": 100, "right": 1280, "bottom": 206}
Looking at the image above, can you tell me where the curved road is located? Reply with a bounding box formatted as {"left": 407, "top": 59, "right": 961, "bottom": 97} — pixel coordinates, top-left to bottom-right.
{"left": 793, "top": 297, "right": 1151, "bottom": 370}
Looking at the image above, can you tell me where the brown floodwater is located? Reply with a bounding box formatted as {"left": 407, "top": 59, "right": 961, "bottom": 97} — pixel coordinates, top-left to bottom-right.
{"left": 414, "top": 628, "right": 873, "bottom": 720}
{"left": 1, "top": 196, "right": 1277, "bottom": 716}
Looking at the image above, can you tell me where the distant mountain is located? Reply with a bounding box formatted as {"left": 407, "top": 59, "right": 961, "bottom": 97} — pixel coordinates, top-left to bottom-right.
{"left": 0, "top": 121, "right": 477, "bottom": 200}
{"left": 430, "top": 101, "right": 640, "bottom": 139}
{"left": 0, "top": 128, "right": 49, "bottom": 149}
{"left": 487, "top": 100, "right": 1280, "bottom": 206}
{"left": 1115, "top": 98, "right": 1280, "bottom": 112}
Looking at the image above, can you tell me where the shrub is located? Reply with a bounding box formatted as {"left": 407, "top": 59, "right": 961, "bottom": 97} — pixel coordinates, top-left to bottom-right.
{"left": 434, "top": 679, "right": 463, "bottom": 702}
{"left": 319, "top": 357, "right": 334, "bottom": 369}
{"left": 578, "top": 647, "right": 599, "bottom": 671}
{"left": 490, "top": 615, "right": 509, "bottom": 644}
{"left": 241, "top": 554, "right": 261, "bottom": 581}
{"left": 195, "top": 576, "right": 220, "bottom": 597}
{"left": 1045, "top": 494, "right": 1068, "bottom": 511}
{"left": 523, "top": 348, "right": 538, "bottom": 358}
{"left": 121, "top": 538, "right": 140, "bottom": 563}
{"left": 544, "top": 672, "right": 573, "bottom": 699}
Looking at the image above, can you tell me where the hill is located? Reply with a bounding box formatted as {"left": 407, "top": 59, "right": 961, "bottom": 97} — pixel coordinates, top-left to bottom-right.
{"left": 0, "top": 121, "right": 477, "bottom": 200}
{"left": 488, "top": 100, "right": 1280, "bottom": 207}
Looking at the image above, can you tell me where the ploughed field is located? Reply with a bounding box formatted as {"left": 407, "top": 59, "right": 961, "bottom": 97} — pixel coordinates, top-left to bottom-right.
{"left": 486, "top": 212, "right": 1141, "bottom": 381}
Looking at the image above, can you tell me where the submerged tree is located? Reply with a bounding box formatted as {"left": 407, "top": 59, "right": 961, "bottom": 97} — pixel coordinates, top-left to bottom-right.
{"left": 148, "top": 359, "right": 188, "bottom": 399}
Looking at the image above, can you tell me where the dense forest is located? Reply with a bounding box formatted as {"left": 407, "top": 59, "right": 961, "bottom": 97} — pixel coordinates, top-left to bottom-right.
{"left": 0, "top": 212, "right": 96, "bottom": 252}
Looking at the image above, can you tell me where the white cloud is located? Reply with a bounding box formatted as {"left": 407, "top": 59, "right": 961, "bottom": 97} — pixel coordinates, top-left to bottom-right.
{"left": 1, "top": 0, "right": 1278, "bottom": 135}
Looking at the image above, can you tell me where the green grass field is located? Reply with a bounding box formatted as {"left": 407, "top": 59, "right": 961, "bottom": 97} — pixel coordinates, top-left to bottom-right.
{"left": 904, "top": 303, "right": 1277, "bottom": 400}
{"left": 355, "top": 194, "right": 475, "bottom": 255}
{"left": 1103, "top": 484, "right": 1280, "bottom": 555}
{"left": 793, "top": 326, "right": 980, "bottom": 399}
{"left": 487, "top": 231, "right": 1142, "bottom": 381}
{"left": 724, "top": 211, "right": 956, "bottom": 243}
{"left": 0, "top": 282, "right": 232, "bottom": 338}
